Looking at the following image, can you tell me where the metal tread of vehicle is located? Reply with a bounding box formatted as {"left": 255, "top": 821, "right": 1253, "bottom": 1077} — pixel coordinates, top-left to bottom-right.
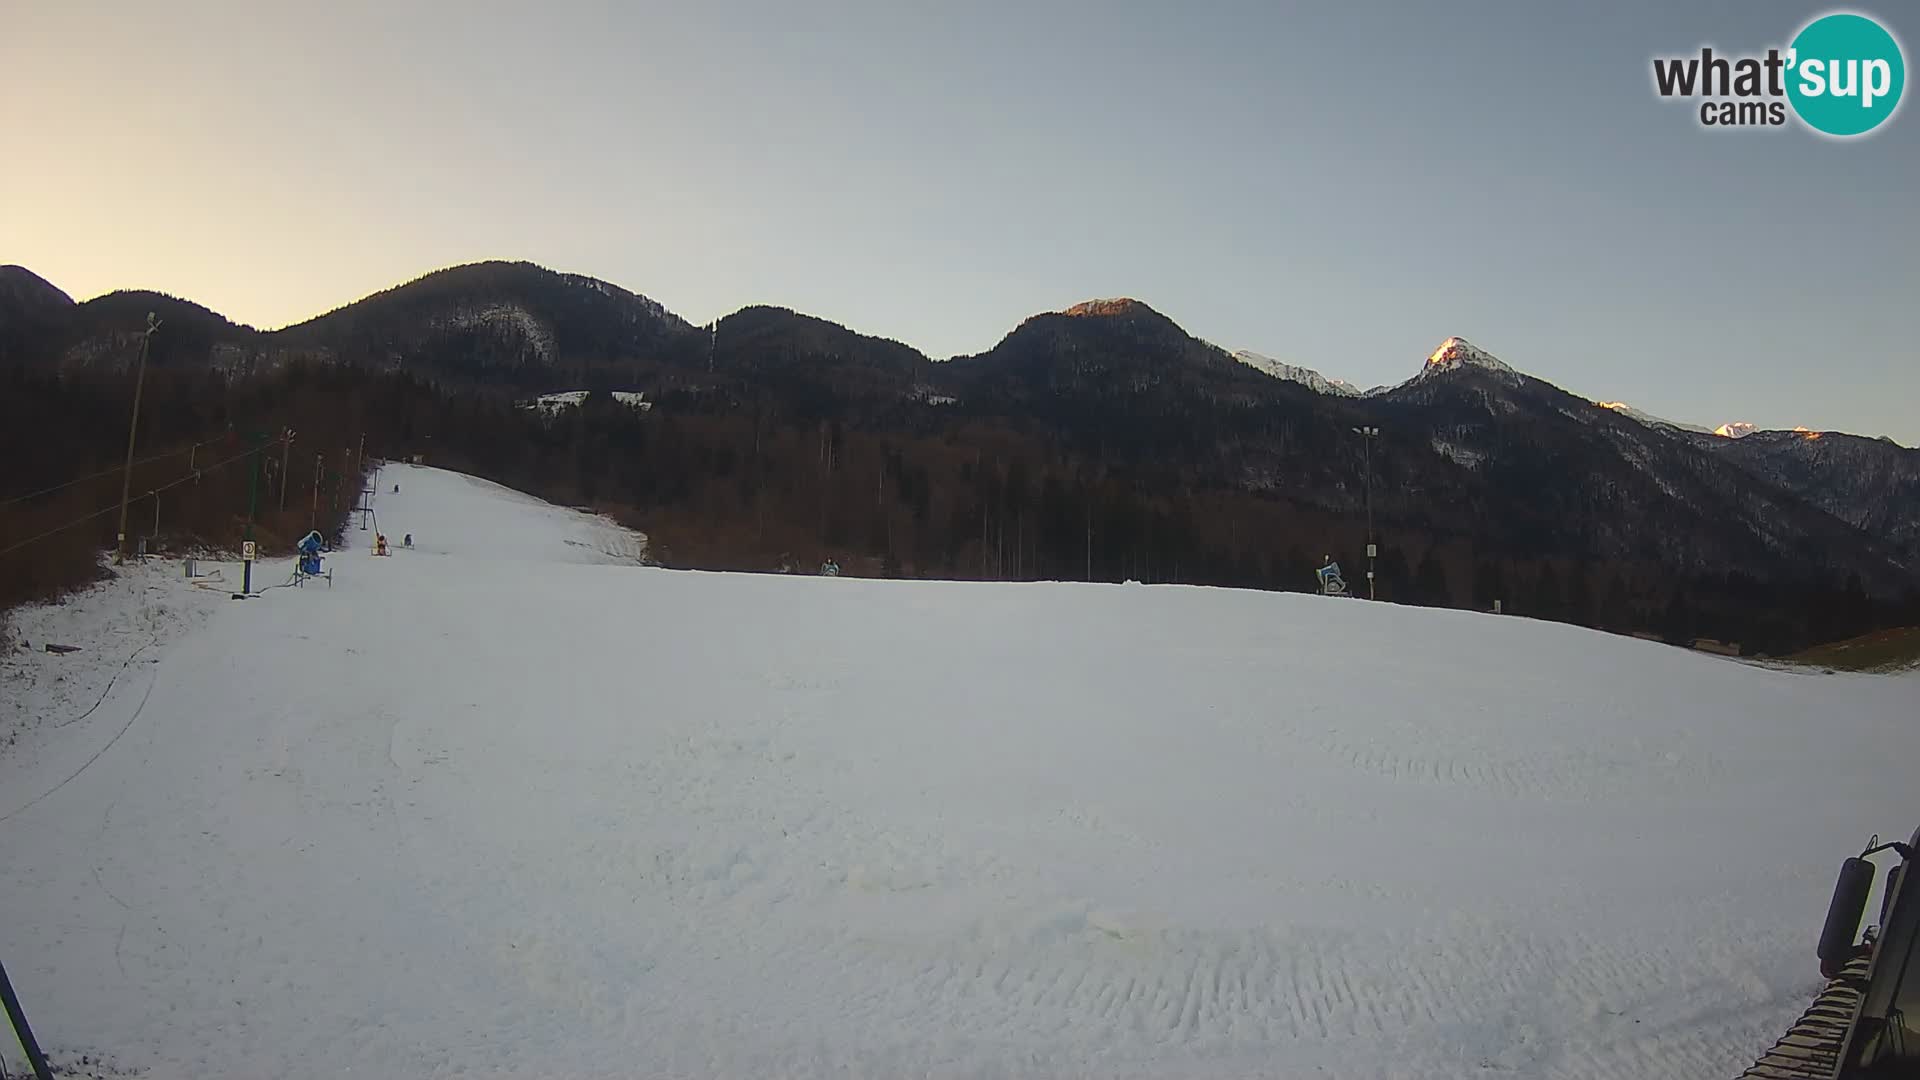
{"left": 1739, "top": 824, "right": 1918, "bottom": 1078}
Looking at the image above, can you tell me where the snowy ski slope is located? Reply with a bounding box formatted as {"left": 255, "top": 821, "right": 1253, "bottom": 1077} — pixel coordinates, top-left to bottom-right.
{"left": 1, "top": 464, "right": 1915, "bottom": 1079}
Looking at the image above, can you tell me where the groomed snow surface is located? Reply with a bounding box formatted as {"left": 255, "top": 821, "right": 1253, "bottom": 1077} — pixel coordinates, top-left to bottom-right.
{"left": 2, "top": 465, "right": 1915, "bottom": 1079}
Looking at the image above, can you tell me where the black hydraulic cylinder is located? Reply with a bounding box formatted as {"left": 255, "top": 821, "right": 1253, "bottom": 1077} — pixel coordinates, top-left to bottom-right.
{"left": 1818, "top": 856, "right": 1875, "bottom": 978}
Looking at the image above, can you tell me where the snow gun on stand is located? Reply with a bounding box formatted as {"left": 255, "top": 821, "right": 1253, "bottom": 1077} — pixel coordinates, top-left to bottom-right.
{"left": 1316, "top": 557, "right": 1349, "bottom": 597}
{"left": 294, "top": 530, "right": 333, "bottom": 587}
{"left": 1737, "top": 824, "right": 1919, "bottom": 1078}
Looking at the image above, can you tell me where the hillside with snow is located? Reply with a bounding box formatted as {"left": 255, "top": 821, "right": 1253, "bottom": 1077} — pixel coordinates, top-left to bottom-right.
{"left": 1, "top": 466, "right": 1915, "bottom": 1079}
{"left": 1230, "top": 350, "right": 1367, "bottom": 396}
{"left": 520, "top": 389, "right": 652, "bottom": 414}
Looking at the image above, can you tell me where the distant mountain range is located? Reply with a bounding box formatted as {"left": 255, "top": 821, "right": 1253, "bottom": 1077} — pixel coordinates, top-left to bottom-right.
{"left": 1228, "top": 338, "right": 1875, "bottom": 451}
{"left": 4, "top": 259, "right": 1916, "bottom": 646}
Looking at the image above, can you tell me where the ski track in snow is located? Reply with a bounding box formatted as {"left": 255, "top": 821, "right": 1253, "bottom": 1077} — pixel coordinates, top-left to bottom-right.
{"left": 2, "top": 463, "right": 1916, "bottom": 1079}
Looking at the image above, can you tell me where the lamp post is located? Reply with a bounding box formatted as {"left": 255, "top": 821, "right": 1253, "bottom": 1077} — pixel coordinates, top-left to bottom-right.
{"left": 1351, "top": 425, "right": 1380, "bottom": 600}
{"left": 188, "top": 435, "right": 216, "bottom": 483}
{"left": 280, "top": 428, "right": 295, "bottom": 511}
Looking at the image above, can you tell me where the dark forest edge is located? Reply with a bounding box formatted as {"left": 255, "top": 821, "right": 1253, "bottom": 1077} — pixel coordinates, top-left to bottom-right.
{"left": 3, "top": 360, "right": 1913, "bottom": 659}
{"left": 3, "top": 259, "right": 1917, "bottom": 657}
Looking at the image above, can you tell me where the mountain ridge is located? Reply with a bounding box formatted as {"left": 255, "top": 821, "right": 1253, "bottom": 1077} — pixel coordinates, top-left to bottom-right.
{"left": 8, "top": 262, "right": 1905, "bottom": 451}
{"left": 4, "top": 259, "right": 1915, "bottom": 640}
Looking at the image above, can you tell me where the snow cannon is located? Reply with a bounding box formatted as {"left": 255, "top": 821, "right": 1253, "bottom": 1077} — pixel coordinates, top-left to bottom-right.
{"left": 1316, "top": 559, "right": 1348, "bottom": 597}
{"left": 297, "top": 530, "right": 325, "bottom": 578}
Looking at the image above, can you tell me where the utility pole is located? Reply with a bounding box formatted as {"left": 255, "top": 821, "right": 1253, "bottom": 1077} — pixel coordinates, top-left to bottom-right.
{"left": 311, "top": 453, "right": 323, "bottom": 529}
{"left": 113, "top": 313, "right": 161, "bottom": 564}
{"left": 1352, "top": 425, "right": 1380, "bottom": 599}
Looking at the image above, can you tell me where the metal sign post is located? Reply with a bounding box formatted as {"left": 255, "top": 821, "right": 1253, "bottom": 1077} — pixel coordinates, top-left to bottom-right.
{"left": 241, "top": 439, "right": 260, "bottom": 597}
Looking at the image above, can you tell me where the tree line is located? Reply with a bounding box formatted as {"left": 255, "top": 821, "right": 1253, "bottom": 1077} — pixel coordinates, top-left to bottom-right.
{"left": 5, "top": 361, "right": 1913, "bottom": 656}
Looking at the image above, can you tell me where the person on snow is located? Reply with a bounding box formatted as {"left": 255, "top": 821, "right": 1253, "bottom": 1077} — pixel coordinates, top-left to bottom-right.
{"left": 374, "top": 533, "right": 390, "bottom": 556}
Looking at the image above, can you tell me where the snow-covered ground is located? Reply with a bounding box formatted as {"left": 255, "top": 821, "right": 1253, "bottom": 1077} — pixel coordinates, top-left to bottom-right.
{"left": 2, "top": 465, "right": 1915, "bottom": 1079}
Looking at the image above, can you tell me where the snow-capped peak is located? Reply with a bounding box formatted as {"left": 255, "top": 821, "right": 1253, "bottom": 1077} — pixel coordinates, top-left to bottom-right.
{"left": 1594, "top": 400, "right": 1711, "bottom": 435}
{"left": 1232, "top": 350, "right": 1362, "bottom": 397}
{"left": 1423, "top": 336, "right": 1514, "bottom": 375}
{"left": 1709, "top": 422, "right": 1826, "bottom": 440}
{"left": 1061, "top": 298, "right": 1149, "bottom": 318}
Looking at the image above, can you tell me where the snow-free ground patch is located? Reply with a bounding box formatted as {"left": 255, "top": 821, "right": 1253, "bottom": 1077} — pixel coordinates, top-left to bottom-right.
{"left": 1783, "top": 625, "right": 1920, "bottom": 673}
{"left": 2, "top": 464, "right": 1915, "bottom": 1078}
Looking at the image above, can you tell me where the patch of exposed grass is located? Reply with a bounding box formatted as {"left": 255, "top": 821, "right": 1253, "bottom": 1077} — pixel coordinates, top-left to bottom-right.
{"left": 1783, "top": 627, "right": 1920, "bottom": 673}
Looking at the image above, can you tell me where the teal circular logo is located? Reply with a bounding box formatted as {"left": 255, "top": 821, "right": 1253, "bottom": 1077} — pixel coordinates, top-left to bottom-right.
{"left": 1786, "top": 13, "right": 1905, "bottom": 136}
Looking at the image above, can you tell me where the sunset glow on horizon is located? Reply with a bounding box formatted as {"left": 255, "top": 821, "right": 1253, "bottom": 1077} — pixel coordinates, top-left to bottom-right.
{"left": 3, "top": 2, "right": 1913, "bottom": 442}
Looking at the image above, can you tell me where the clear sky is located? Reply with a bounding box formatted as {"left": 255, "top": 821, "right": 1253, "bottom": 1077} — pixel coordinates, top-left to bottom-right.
{"left": 4, "top": 1, "right": 1915, "bottom": 441}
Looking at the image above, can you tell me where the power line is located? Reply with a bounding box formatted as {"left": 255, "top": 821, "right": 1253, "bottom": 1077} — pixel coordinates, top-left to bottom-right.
{"left": 0, "top": 500, "right": 126, "bottom": 562}
{"left": 0, "top": 445, "right": 196, "bottom": 510}
{"left": 0, "top": 440, "right": 278, "bottom": 562}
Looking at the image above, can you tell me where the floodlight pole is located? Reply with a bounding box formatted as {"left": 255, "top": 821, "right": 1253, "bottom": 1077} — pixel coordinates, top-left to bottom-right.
{"left": 280, "top": 429, "right": 295, "bottom": 511}
{"left": 1352, "top": 425, "right": 1380, "bottom": 600}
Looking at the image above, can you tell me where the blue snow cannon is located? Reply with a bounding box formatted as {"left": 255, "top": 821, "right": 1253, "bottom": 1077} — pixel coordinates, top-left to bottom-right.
{"left": 297, "top": 530, "right": 324, "bottom": 577}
